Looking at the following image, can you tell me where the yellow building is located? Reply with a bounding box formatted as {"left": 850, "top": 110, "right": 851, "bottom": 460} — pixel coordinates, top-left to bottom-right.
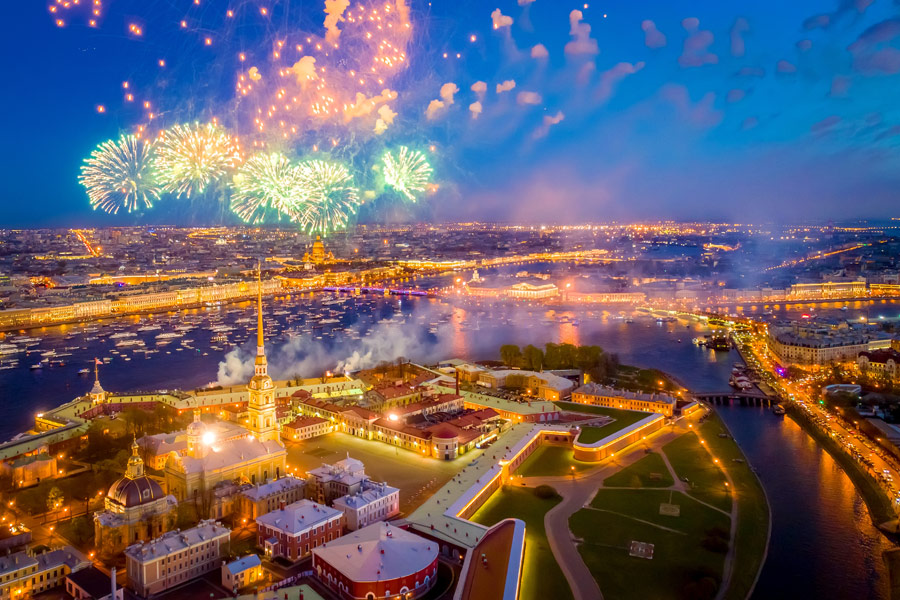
{"left": 94, "top": 441, "right": 177, "bottom": 555}
{"left": 0, "top": 547, "right": 91, "bottom": 600}
{"left": 164, "top": 279, "right": 286, "bottom": 501}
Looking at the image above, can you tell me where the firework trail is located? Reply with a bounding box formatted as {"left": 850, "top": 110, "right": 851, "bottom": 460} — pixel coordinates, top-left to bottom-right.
{"left": 79, "top": 134, "right": 160, "bottom": 214}
{"left": 296, "top": 159, "right": 361, "bottom": 235}
{"left": 230, "top": 152, "right": 307, "bottom": 224}
{"left": 155, "top": 123, "right": 243, "bottom": 199}
{"left": 382, "top": 146, "right": 433, "bottom": 202}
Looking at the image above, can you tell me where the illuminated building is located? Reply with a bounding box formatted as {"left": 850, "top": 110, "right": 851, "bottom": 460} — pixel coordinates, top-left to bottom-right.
{"left": 332, "top": 481, "right": 400, "bottom": 531}
{"left": 312, "top": 522, "right": 438, "bottom": 600}
{"left": 858, "top": 349, "right": 900, "bottom": 382}
{"left": 476, "top": 370, "right": 573, "bottom": 401}
{"left": 0, "top": 548, "right": 90, "bottom": 600}
{"left": 221, "top": 555, "right": 263, "bottom": 593}
{"left": 94, "top": 440, "right": 177, "bottom": 554}
{"left": 125, "top": 520, "right": 231, "bottom": 597}
{"left": 256, "top": 500, "right": 344, "bottom": 562}
{"left": 571, "top": 383, "right": 677, "bottom": 417}
{"left": 788, "top": 279, "right": 867, "bottom": 299}
{"left": 767, "top": 322, "right": 892, "bottom": 367}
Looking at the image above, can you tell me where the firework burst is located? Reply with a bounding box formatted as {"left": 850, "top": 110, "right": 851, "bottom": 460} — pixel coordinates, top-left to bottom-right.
{"left": 79, "top": 134, "right": 160, "bottom": 214}
{"left": 230, "top": 153, "right": 306, "bottom": 224}
{"left": 382, "top": 146, "right": 433, "bottom": 202}
{"left": 154, "top": 123, "right": 242, "bottom": 198}
{"left": 296, "top": 160, "right": 361, "bottom": 235}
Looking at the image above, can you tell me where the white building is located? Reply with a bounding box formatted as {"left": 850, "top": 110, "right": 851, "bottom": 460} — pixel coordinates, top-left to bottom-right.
{"left": 332, "top": 481, "right": 400, "bottom": 530}
{"left": 221, "top": 555, "right": 263, "bottom": 592}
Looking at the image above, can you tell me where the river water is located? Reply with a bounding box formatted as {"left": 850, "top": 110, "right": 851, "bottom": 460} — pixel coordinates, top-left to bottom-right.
{"left": 2, "top": 294, "right": 898, "bottom": 598}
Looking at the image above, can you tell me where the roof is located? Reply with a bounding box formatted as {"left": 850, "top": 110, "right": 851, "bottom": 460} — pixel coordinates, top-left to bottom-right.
{"left": 107, "top": 476, "right": 165, "bottom": 509}
{"left": 66, "top": 566, "right": 113, "bottom": 599}
{"left": 332, "top": 482, "right": 399, "bottom": 510}
{"left": 456, "top": 519, "right": 525, "bottom": 600}
{"left": 241, "top": 476, "right": 305, "bottom": 501}
{"left": 484, "top": 370, "right": 574, "bottom": 392}
{"left": 126, "top": 520, "right": 230, "bottom": 561}
{"left": 285, "top": 416, "right": 327, "bottom": 429}
{"left": 224, "top": 554, "right": 261, "bottom": 575}
{"left": 256, "top": 500, "right": 342, "bottom": 535}
{"left": 859, "top": 349, "right": 900, "bottom": 364}
{"left": 573, "top": 383, "right": 677, "bottom": 406}
{"left": 312, "top": 522, "right": 437, "bottom": 582}
{"left": 173, "top": 437, "right": 285, "bottom": 475}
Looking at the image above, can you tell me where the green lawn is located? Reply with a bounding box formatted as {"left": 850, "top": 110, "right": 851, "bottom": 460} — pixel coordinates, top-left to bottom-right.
{"left": 557, "top": 402, "right": 652, "bottom": 445}
{"left": 516, "top": 445, "right": 593, "bottom": 478}
{"left": 663, "top": 431, "right": 733, "bottom": 513}
{"left": 571, "top": 489, "right": 729, "bottom": 600}
{"left": 604, "top": 452, "right": 675, "bottom": 488}
{"left": 698, "top": 414, "right": 770, "bottom": 600}
{"left": 471, "top": 487, "right": 573, "bottom": 600}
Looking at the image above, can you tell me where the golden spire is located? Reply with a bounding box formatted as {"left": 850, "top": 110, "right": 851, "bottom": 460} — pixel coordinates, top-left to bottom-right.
{"left": 255, "top": 261, "right": 267, "bottom": 372}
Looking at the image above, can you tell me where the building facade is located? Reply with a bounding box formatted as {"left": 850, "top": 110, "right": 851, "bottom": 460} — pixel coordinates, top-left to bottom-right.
{"left": 256, "top": 500, "right": 344, "bottom": 562}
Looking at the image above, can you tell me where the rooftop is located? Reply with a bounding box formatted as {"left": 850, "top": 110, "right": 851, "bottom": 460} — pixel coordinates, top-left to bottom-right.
{"left": 312, "top": 522, "right": 437, "bottom": 582}
{"left": 126, "top": 520, "right": 230, "bottom": 561}
{"left": 256, "top": 500, "right": 342, "bottom": 534}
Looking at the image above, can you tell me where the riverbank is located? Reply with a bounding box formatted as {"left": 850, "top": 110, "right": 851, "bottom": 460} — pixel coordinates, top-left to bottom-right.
{"left": 786, "top": 403, "right": 895, "bottom": 527}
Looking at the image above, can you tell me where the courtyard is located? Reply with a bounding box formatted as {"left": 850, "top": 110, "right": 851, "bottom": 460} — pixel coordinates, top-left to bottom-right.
{"left": 284, "top": 432, "right": 481, "bottom": 514}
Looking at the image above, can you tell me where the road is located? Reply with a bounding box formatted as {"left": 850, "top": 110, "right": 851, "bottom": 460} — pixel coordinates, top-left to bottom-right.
{"left": 735, "top": 331, "right": 900, "bottom": 516}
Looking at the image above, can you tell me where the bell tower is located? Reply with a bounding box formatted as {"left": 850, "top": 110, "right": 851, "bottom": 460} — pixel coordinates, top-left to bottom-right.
{"left": 247, "top": 265, "right": 278, "bottom": 442}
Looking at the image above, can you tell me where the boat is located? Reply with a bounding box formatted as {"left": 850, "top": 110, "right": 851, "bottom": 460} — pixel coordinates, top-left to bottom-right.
{"left": 624, "top": 317, "right": 634, "bottom": 324}
{"left": 840, "top": 305, "right": 849, "bottom": 312}
{"left": 772, "top": 405, "right": 786, "bottom": 416}
{"left": 30, "top": 363, "right": 42, "bottom": 370}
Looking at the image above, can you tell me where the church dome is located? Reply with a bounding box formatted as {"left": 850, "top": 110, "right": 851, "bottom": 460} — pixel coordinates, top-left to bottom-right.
{"left": 186, "top": 409, "right": 205, "bottom": 437}
{"left": 107, "top": 476, "right": 164, "bottom": 508}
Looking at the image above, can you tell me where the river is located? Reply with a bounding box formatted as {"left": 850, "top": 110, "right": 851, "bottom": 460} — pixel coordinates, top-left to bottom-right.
{"left": 2, "top": 294, "right": 898, "bottom": 598}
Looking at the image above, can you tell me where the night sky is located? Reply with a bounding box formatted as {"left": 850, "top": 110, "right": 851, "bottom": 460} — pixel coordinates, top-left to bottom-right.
{"left": 3, "top": 0, "right": 900, "bottom": 226}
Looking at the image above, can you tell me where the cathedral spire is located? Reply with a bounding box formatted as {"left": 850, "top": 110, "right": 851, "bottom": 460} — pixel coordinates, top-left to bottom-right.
{"left": 255, "top": 262, "right": 267, "bottom": 374}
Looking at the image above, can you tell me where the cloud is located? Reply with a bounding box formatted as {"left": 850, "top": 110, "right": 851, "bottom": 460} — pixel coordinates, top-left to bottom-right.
{"left": 289, "top": 56, "right": 318, "bottom": 86}
{"left": 829, "top": 75, "right": 851, "bottom": 97}
{"left": 596, "top": 62, "right": 644, "bottom": 103}
{"left": 373, "top": 104, "right": 397, "bottom": 134}
{"left": 496, "top": 79, "right": 517, "bottom": 93}
{"left": 679, "top": 21, "right": 717, "bottom": 68}
{"left": 440, "top": 82, "right": 459, "bottom": 104}
{"left": 642, "top": 20, "right": 666, "bottom": 49}
{"left": 776, "top": 59, "right": 797, "bottom": 73}
{"left": 811, "top": 115, "right": 841, "bottom": 133}
{"left": 425, "top": 99, "right": 445, "bottom": 120}
{"left": 395, "top": 0, "right": 411, "bottom": 29}
{"left": 518, "top": 0, "right": 536, "bottom": 4}
{"left": 469, "top": 101, "right": 483, "bottom": 119}
{"left": 726, "top": 89, "right": 746, "bottom": 103}
{"left": 531, "top": 44, "right": 549, "bottom": 59}
{"left": 323, "top": 0, "right": 350, "bottom": 44}
{"left": 730, "top": 17, "right": 749, "bottom": 58}
{"left": 517, "top": 91, "right": 542, "bottom": 105}
{"left": 804, "top": 14, "right": 831, "bottom": 30}
{"left": 491, "top": 8, "right": 513, "bottom": 30}
{"left": 248, "top": 67, "right": 262, "bottom": 82}
{"left": 344, "top": 88, "right": 398, "bottom": 120}
{"left": 533, "top": 111, "right": 564, "bottom": 138}
{"left": 737, "top": 66, "right": 766, "bottom": 77}
{"left": 565, "top": 10, "right": 599, "bottom": 56}
{"left": 471, "top": 81, "right": 487, "bottom": 96}
{"left": 659, "top": 84, "right": 723, "bottom": 128}
{"left": 682, "top": 17, "right": 700, "bottom": 33}
{"left": 742, "top": 116, "right": 759, "bottom": 130}
{"left": 848, "top": 19, "right": 900, "bottom": 74}
{"left": 796, "top": 39, "right": 813, "bottom": 52}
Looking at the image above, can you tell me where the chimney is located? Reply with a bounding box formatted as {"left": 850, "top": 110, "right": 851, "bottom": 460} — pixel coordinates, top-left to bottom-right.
{"left": 455, "top": 371, "right": 460, "bottom": 396}
{"left": 110, "top": 567, "right": 117, "bottom": 600}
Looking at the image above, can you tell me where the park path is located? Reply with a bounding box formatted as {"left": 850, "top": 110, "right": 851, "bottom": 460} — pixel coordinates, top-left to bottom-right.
{"left": 518, "top": 420, "right": 694, "bottom": 600}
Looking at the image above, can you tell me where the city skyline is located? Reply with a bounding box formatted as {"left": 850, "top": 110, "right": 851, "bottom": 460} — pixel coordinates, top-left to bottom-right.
{"left": 5, "top": 1, "right": 900, "bottom": 227}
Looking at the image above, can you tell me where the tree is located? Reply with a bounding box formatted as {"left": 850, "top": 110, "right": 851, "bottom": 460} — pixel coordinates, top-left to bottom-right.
{"left": 499, "top": 345, "right": 523, "bottom": 367}
{"left": 523, "top": 345, "right": 544, "bottom": 371}
{"left": 544, "top": 343, "right": 561, "bottom": 369}
{"left": 47, "top": 487, "right": 64, "bottom": 516}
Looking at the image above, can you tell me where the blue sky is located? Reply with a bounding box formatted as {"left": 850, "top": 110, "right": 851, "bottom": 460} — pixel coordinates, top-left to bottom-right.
{"left": 3, "top": 0, "right": 900, "bottom": 226}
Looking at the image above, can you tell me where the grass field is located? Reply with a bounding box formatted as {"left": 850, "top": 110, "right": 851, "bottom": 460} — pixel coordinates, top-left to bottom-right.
{"left": 571, "top": 489, "right": 729, "bottom": 599}
{"left": 663, "top": 431, "right": 733, "bottom": 513}
{"left": 603, "top": 452, "right": 675, "bottom": 488}
{"left": 699, "top": 414, "right": 771, "bottom": 600}
{"left": 471, "top": 487, "right": 573, "bottom": 600}
{"left": 556, "top": 402, "right": 652, "bottom": 445}
{"left": 516, "top": 445, "right": 593, "bottom": 478}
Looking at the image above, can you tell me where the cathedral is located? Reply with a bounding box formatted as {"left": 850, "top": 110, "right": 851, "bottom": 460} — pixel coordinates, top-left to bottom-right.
{"left": 94, "top": 440, "right": 177, "bottom": 555}
{"left": 163, "top": 277, "right": 287, "bottom": 502}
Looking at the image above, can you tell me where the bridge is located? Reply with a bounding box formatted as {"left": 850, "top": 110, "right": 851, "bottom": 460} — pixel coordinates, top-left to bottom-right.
{"left": 693, "top": 390, "right": 775, "bottom": 407}
{"left": 322, "top": 286, "right": 435, "bottom": 297}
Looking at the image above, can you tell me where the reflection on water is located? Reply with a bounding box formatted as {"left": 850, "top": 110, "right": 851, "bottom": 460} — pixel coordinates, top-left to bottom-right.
{"left": 716, "top": 405, "right": 891, "bottom": 600}
{"left": 1, "top": 296, "right": 897, "bottom": 597}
